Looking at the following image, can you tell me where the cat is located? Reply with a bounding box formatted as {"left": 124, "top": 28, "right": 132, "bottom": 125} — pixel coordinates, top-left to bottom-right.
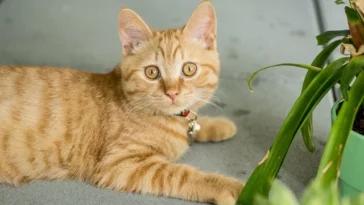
{"left": 0, "top": 1, "right": 244, "bottom": 205}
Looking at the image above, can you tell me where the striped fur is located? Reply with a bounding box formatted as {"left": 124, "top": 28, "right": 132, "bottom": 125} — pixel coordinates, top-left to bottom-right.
{"left": 0, "top": 1, "right": 243, "bottom": 205}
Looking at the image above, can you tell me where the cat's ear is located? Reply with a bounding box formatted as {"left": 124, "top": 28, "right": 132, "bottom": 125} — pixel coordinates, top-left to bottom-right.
{"left": 183, "top": 1, "right": 217, "bottom": 49}
{"left": 118, "top": 7, "right": 153, "bottom": 55}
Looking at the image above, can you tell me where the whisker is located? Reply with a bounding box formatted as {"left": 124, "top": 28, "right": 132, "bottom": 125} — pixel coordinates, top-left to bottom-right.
{"left": 127, "top": 100, "right": 152, "bottom": 115}
{"left": 195, "top": 98, "right": 223, "bottom": 112}
{"left": 210, "top": 95, "right": 221, "bottom": 103}
{"left": 198, "top": 94, "right": 222, "bottom": 105}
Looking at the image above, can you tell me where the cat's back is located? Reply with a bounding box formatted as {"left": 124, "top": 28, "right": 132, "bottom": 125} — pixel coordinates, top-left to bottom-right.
{"left": 0, "top": 65, "right": 102, "bottom": 184}
{"left": 0, "top": 65, "right": 90, "bottom": 100}
{"left": 0, "top": 65, "right": 83, "bottom": 87}
{"left": 0, "top": 65, "right": 93, "bottom": 129}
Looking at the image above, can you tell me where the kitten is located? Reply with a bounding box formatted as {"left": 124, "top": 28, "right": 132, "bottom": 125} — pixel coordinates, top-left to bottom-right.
{"left": 0, "top": 1, "right": 244, "bottom": 205}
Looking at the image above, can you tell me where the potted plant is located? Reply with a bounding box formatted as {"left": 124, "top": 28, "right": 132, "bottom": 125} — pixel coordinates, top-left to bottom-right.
{"left": 234, "top": 0, "right": 364, "bottom": 204}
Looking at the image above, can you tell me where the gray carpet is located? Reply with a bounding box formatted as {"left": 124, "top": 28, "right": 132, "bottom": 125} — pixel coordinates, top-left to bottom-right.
{"left": 0, "top": 0, "right": 333, "bottom": 204}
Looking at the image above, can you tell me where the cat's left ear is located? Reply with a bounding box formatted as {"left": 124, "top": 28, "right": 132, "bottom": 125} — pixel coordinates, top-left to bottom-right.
{"left": 183, "top": 1, "right": 217, "bottom": 49}
{"left": 118, "top": 7, "right": 153, "bottom": 56}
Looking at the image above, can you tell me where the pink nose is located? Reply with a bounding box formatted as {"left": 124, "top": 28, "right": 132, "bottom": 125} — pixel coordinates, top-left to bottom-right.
{"left": 165, "top": 90, "right": 179, "bottom": 102}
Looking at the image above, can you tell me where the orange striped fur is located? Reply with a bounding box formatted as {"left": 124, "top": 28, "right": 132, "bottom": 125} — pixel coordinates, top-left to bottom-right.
{"left": 0, "top": 1, "right": 243, "bottom": 204}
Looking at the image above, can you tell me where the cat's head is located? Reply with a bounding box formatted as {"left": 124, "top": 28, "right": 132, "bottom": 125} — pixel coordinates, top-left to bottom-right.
{"left": 118, "top": 1, "right": 219, "bottom": 115}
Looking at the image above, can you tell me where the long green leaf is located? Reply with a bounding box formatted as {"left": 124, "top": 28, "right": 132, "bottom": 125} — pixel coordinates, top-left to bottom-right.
{"left": 340, "top": 55, "right": 364, "bottom": 100}
{"left": 300, "top": 39, "right": 343, "bottom": 153}
{"left": 346, "top": 7, "right": 364, "bottom": 48}
{"left": 346, "top": 6, "right": 362, "bottom": 25}
{"left": 254, "top": 180, "right": 299, "bottom": 205}
{"left": 268, "top": 181, "right": 299, "bottom": 205}
{"left": 317, "top": 70, "right": 364, "bottom": 189}
{"left": 253, "top": 196, "right": 271, "bottom": 205}
{"left": 248, "top": 64, "right": 321, "bottom": 92}
{"left": 301, "top": 180, "right": 340, "bottom": 205}
{"left": 344, "top": 192, "right": 364, "bottom": 205}
{"left": 316, "top": 30, "right": 350, "bottom": 45}
{"left": 237, "top": 57, "right": 349, "bottom": 205}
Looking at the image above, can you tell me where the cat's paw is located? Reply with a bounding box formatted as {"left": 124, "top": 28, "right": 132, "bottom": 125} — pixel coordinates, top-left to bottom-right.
{"left": 196, "top": 117, "right": 237, "bottom": 142}
{"left": 215, "top": 179, "right": 244, "bottom": 205}
{"left": 216, "top": 192, "right": 237, "bottom": 205}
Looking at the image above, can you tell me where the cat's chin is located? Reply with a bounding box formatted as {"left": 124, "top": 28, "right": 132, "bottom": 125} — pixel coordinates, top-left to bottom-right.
{"left": 156, "top": 100, "right": 198, "bottom": 116}
{"left": 160, "top": 106, "right": 190, "bottom": 116}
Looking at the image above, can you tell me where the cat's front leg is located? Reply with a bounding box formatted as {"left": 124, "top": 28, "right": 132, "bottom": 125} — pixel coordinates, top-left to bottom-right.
{"left": 93, "top": 153, "right": 243, "bottom": 205}
{"left": 195, "top": 117, "right": 237, "bottom": 142}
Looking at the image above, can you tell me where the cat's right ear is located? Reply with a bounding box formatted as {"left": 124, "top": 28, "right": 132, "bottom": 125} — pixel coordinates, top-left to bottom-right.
{"left": 118, "top": 7, "right": 153, "bottom": 56}
{"left": 183, "top": 1, "right": 217, "bottom": 49}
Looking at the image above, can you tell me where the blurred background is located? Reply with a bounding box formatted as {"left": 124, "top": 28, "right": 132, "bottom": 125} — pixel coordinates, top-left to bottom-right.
{"left": 0, "top": 0, "right": 348, "bottom": 204}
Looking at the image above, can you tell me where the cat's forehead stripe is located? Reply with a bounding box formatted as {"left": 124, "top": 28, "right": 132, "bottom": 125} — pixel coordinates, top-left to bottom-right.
{"left": 172, "top": 45, "right": 182, "bottom": 60}
{"left": 154, "top": 30, "right": 183, "bottom": 63}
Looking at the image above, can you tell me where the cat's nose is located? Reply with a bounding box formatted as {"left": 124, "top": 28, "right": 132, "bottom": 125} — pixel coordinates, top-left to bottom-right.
{"left": 165, "top": 90, "right": 179, "bottom": 102}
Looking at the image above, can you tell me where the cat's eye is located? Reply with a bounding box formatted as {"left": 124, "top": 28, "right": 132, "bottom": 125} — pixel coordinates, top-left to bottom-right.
{"left": 182, "top": 63, "right": 197, "bottom": 77}
{"left": 144, "top": 66, "right": 160, "bottom": 80}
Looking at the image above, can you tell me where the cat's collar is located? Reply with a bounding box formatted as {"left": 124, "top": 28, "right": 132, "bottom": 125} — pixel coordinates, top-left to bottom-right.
{"left": 175, "top": 110, "right": 200, "bottom": 146}
{"left": 175, "top": 109, "right": 197, "bottom": 120}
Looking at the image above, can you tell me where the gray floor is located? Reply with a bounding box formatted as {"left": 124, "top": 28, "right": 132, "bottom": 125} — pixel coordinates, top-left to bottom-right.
{"left": 0, "top": 0, "right": 335, "bottom": 204}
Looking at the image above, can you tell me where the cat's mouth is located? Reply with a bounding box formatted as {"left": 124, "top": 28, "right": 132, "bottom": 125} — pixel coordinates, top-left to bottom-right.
{"left": 161, "top": 103, "right": 193, "bottom": 116}
{"left": 155, "top": 97, "right": 199, "bottom": 116}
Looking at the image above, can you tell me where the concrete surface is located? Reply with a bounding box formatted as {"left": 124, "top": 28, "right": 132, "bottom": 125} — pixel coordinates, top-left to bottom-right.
{"left": 0, "top": 0, "right": 334, "bottom": 204}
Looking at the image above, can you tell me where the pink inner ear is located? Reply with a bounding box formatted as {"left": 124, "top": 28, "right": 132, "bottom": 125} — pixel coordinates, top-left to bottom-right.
{"left": 193, "top": 18, "right": 211, "bottom": 38}
{"left": 124, "top": 26, "right": 148, "bottom": 43}
{"left": 184, "top": 2, "right": 216, "bottom": 49}
{"left": 118, "top": 8, "right": 152, "bottom": 55}
{"left": 204, "top": 18, "right": 215, "bottom": 37}
{"left": 189, "top": 17, "right": 215, "bottom": 48}
{"left": 120, "top": 26, "right": 149, "bottom": 55}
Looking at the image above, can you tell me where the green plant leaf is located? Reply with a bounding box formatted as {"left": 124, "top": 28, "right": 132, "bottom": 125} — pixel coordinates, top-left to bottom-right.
{"left": 254, "top": 195, "right": 271, "bottom": 205}
{"left": 269, "top": 181, "right": 299, "bottom": 205}
{"left": 253, "top": 180, "right": 299, "bottom": 205}
{"left": 248, "top": 64, "right": 321, "bottom": 92}
{"left": 343, "top": 192, "right": 364, "bottom": 205}
{"left": 253, "top": 177, "right": 364, "bottom": 205}
{"left": 340, "top": 56, "right": 364, "bottom": 100}
{"left": 301, "top": 180, "right": 340, "bottom": 205}
{"left": 237, "top": 57, "right": 349, "bottom": 205}
{"left": 316, "top": 30, "right": 350, "bottom": 45}
{"left": 346, "top": 6, "right": 362, "bottom": 24}
{"left": 317, "top": 70, "right": 364, "bottom": 189}
{"left": 311, "top": 40, "right": 344, "bottom": 68}
{"left": 300, "top": 39, "right": 343, "bottom": 153}
{"left": 335, "top": 0, "right": 344, "bottom": 4}
{"left": 345, "top": 7, "right": 364, "bottom": 48}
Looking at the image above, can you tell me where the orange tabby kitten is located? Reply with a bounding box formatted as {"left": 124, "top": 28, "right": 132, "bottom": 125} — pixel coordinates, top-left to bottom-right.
{"left": 0, "top": 1, "right": 243, "bottom": 205}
